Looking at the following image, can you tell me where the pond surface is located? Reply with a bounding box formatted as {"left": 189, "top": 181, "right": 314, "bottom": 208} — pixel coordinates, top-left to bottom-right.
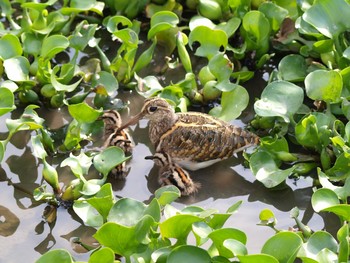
{"left": 0, "top": 71, "right": 340, "bottom": 262}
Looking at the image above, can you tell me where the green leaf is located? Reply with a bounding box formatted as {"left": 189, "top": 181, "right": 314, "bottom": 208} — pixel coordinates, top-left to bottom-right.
{"left": 278, "top": 54, "right": 307, "bottom": 82}
{"left": 51, "top": 65, "right": 82, "bottom": 92}
{"left": 93, "top": 222, "right": 148, "bottom": 256}
{"left": 41, "top": 35, "right": 69, "bottom": 60}
{"left": 73, "top": 200, "right": 104, "bottom": 227}
{"left": 167, "top": 246, "right": 211, "bottom": 263}
{"left": 160, "top": 214, "right": 202, "bottom": 241}
{"left": 259, "top": 2, "right": 288, "bottom": 32}
{"left": 89, "top": 247, "right": 115, "bottom": 263}
{"left": 3, "top": 56, "right": 30, "bottom": 81}
{"left": 209, "top": 85, "right": 249, "bottom": 121}
{"left": 238, "top": 254, "right": 279, "bottom": 263}
{"left": 70, "top": 21, "right": 97, "bottom": 51}
{"left": 261, "top": 232, "right": 303, "bottom": 263}
{"left": 35, "top": 249, "right": 74, "bottom": 263}
{"left": 68, "top": 102, "right": 101, "bottom": 123}
{"left": 311, "top": 188, "right": 340, "bottom": 212}
{"left": 189, "top": 26, "right": 228, "bottom": 59}
{"left": 0, "top": 141, "right": 5, "bottom": 163}
{"left": 223, "top": 239, "right": 248, "bottom": 256}
{"left": 302, "top": 0, "right": 350, "bottom": 38}
{"left": 107, "top": 198, "right": 146, "bottom": 226}
{"left": 91, "top": 71, "right": 119, "bottom": 96}
{"left": 0, "top": 87, "right": 15, "bottom": 116}
{"left": 209, "top": 228, "right": 247, "bottom": 258}
{"left": 148, "top": 11, "right": 179, "bottom": 39}
{"left": 154, "top": 185, "right": 181, "bottom": 206}
{"left": 93, "top": 146, "right": 130, "bottom": 177}
{"left": 254, "top": 80, "right": 304, "bottom": 122}
{"left": 0, "top": 34, "right": 22, "bottom": 60}
{"left": 250, "top": 151, "right": 295, "bottom": 188}
{"left": 305, "top": 70, "right": 342, "bottom": 103}
{"left": 104, "top": 15, "right": 133, "bottom": 33}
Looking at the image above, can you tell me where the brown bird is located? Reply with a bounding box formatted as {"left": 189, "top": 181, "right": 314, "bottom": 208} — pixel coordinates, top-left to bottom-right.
{"left": 101, "top": 110, "right": 133, "bottom": 178}
{"left": 118, "top": 97, "right": 259, "bottom": 171}
{"left": 145, "top": 152, "right": 200, "bottom": 195}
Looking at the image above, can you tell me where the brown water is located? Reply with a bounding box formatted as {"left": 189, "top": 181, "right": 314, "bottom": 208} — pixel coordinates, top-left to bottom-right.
{"left": 0, "top": 75, "right": 339, "bottom": 262}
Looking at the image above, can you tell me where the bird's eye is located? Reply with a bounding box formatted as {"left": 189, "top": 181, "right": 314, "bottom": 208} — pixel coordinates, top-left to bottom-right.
{"left": 149, "top": 106, "right": 158, "bottom": 112}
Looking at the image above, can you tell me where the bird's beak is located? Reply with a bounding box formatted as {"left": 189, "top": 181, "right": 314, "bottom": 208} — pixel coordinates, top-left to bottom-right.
{"left": 144, "top": 155, "right": 154, "bottom": 160}
{"left": 118, "top": 112, "right": 144, "bottom": 131}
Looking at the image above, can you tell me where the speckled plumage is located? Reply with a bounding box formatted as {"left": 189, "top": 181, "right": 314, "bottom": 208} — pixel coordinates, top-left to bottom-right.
{"left": 101, "top": 110, "right": 133, "bottom": 178}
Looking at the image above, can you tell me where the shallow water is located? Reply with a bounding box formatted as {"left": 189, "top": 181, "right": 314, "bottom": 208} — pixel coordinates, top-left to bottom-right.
{"left": 0, "top": 75, "right": 340, "bottom": 262}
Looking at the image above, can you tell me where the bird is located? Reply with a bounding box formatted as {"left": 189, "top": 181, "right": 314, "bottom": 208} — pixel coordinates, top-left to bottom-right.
{"left": 145, "top": 152, "right": 200, "bottom": 195}
{"left": 118, "top": 97, "right": 260, "bottom": 171}
{"left": 100, "top": 110, "right": 133, "bottom": 178}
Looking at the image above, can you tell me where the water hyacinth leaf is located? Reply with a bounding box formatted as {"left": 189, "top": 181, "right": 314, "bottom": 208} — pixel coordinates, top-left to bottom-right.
{"left": 73, "top": 201, "right": 104, "bottom": 227}
{"left": 86, "top": 183, "right": 115, "bottom": 221}
{"left": 92, "top": 71, "right": 119, "bottom": 96}
{"left": 133, "top": 39, "right": 157, "bottom": 74}
{"left": 326, "top": 152, "right": 350, "bottom": 179}
{"left": 208, "top": 53, "right": 232, "bottom": 83}
{"left": 209, "top": 228, "right": 247, "bottom": 258}
{"left": 241, "top": 11, "right": 270, "bottom": 57}
{"left": 105, "top": 15, "right": 133, "bottom": 33}
{"left": 61, "top": 0, "right": 104, "bottom": 15}
{"left": 302, "top": 0, "right": 350, "bottom": 38}
{"left": 192, "top": 222, "right": 212, "bottom": 245}
{"left": 51, "top": 65, "right": 82, "bottom": 92}
{"left": 155, "top": 185, "right": 181, "bottom": 206}
{"left": 151, "top": 247, "right": 172, "bottom": 263}
{"left": 249, "top": 151, "right": 295, "bottom": 188}
{"left": 223, "top": 239, "right": 248, "bottom": 256}
{"left": 216, "top": 17, "right": 241, "bottom": 38}
{"left": 160, "top": 214, "right": 202, "bottom": 241}
{"left": 278, "top": 54, "right": 307, "bottom": 82}
{"left": 0, "top": 34, "right": 22, "bottom": 60}
{"left": 298, "top": 231, "right": 338, "bottom": 261}
{"left": 94, "top": 222, "right": 148, "bottom": 256}
{"left": 176, "top": 32, "right": 192, "bottom": 73}
{"left": 311, "top": 188, "right": 339, "bottom": 212}
{"left": 254, "top": 80, "right": 304, "bottom": 122}
{"left": 258, "top": 2, "right": 288, "bottom": 32}
{"left": 0, "top": 87, "right": 15, "bottom": 116}
{"left": 31, "top": 135, "right": 48, "bottom": 160}
{"left": 209, "top": 85, "right": 249, "bottom": 121}
{"left": 3, "top": 56, "right": 30, "bottom": 81}
{"left": 68, "top": 102, "right": 101, "bottom": 123}
{"left": 261, "top": 231, "right": 303, "bottom": 263}
{"left": 237, "top": 254, "right": 279, "bottom": 263}
{"left": 337, "top": 224, "right": 349, "bottom": 262}
{"left": 167, "top": 246, "right": 211, "bottom": 263}
{"left": 148, "top": 11, "right": 179, "bottom": 39}
{"left": 189, "top": 26, "right": 228, "bottom": 59}
{"left": 207, "top": 201, "right": 242, "bottom": 229}
{"left": 305, "top": 70, "right": 342, "bottom": 103}
{"left": 0, "top": 141, "right": 5, "bottom": 163}
{"left": 93, "top": 146, "right": 130, "bottom": 176}
{"left": 108, "top": 198, "right": 146, "bottom": 226}
{"left": 258, "top": 209, "right": 276, "bottom": 226}
{"left": 135, "top": 74, "right": 164, "bottom": 97}
{"left": 189, "top": 15, "right": 216, "bottom": 30}
{"left": 6, "top": 105, "right": 43, "bottom": 133}
{"left": 89, "top": 247, "right": 115, "bottom": 263}
{"left": 61, "top": 152, "right": 92, "bottom": 179}
{"left": 69, "top": 21, "right": 97, "bottom": 51}
{"left": 41, "top": 35, "right": 69, "bottom": 60}
{"left": 35, "top": 249, "right": 74, "bottom": 263}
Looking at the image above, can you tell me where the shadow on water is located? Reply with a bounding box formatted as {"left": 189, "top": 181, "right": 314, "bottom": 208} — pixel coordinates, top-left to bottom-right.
{"left": 0, "top": 72, "right": 341, "bottom": 261}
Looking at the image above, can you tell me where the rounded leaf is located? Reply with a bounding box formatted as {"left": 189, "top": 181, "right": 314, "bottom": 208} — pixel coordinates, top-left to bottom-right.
{"left": 0, "top": 87, "right": 16, "bottom": 116}
{"left": 305, "top": 70, "right": 342, "bottom": 103}
{"left": 167, "top": 245, "right": 211, "bottom": 263}
{"left": 41, "top": 35, "right": 69, "bottom": 59}
{"left": 278, "top": 54, "right": 307, "bottom": 82}
{"left": 35, "top": 249, "right": 74, "bottom": 263}
{"left": 311, "top": 188, "right": 340, "bottom": 212}
{"left": 68, "top": 102, "right": 101, "bottom": 123}
{"left": 0, "top": 34, "right": 22, "bottom": 59}
{"left": 93, "top": 146, "right": 130, "bottom": 176}
{"left": 107, "top": 198, "right": 146, "bottom": 226}
{"left": 3, "top": 56, "right": 30, "bottom": 81}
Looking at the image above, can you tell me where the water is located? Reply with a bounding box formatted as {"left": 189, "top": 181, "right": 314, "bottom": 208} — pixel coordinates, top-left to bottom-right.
{"left": 0, "top": 76, "right": 339, "bottom": 263}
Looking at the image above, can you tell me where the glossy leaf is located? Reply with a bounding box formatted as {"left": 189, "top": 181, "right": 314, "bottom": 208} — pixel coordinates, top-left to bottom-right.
{"left": 41, "top": 35, "right": 69, "bottom": 60}
{"left": 209, "top": 85, "right": 249, "bottom": 121}
{"left": 89, "top": 247, "right": 115, "bottom": 263}
{"left": 259, "top": 2, "right": 288, "bottom": 32}
{"left": 73, "top": 200, "right": 104, "bottom": 227}
{"left": 93, "top": 147, "right": 130, "bottom": 177}
{"left": 51, "top": 65, "right": 82, "bottom": 92}
{"left": 107, "top": 198, "right": 146, "bottom": 226}
{"left": 91, "top": 71, "right": 119, "bottom": 96}
{"left": 278, "top": 54, "right": 307, "bottom": 82}
{"left": 223, "top": 239, "right": 248, "bottom": 256}
{"left": 148, "top": 11, "right": 179, "bottom": 39}
{"left": 94, "top": 222, "right": 148, "bottom": 256}
{"left": 261, "top": 232, "right": 303, "bottom": 263}
{"left": 167, "top": 246, "right": 211, "bottom": 263}
{"left": 189, "top": 26, "right": 228, "bottom": 59}
{"left": 3, "top": 56, "right": 30, "bottom": 81}
{"left": 0, "top": 34, "right": 22, "bottom": 60}
{"left": 254, "top": 81, "right": 304, "bottom": 122}
{"left": 305, "top": 70, "right": 342, "bottom": 103}
{"left": 311, "top": 188, "right": 339, "bottom": 212}
{"left": 68, "top": 102, "right": 101, "bottom": 123}
{"left": 154, "top": 185, "right": 181, "bottom": 206}
{"left": 302, "top": 0, "right": 350, "bottom": 38}
{"left": 0, "top": 87, "right": 15, "bottom": 116}
{"left": 35, "top": 249, "right": 74, "bottom": 263}
{"left": 238, "top": 254, "right": 279, "bottom": 263}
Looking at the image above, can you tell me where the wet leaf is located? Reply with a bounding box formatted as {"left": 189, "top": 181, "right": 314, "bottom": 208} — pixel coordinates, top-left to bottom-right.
{"left": 0, "top": 87, "right": 15, "bottom": 116}
{"left": 86, "top": 183, "right": 115, "bottom": 221}
{"left": 311, "top": 188, "right": 339, "bottom": 212}
{"left": 89, "top": 247, "right": 115, "bottom": 263}
{"left": 41, "top": 35, "right": 69, "bottom": 60}
{"left": 167, "top": 245, "right": 211, "bottom": 263}
{"left": 223, "top": 239, "right": 248, "bottom": 256}
{"left": 93, "top": 146, "right": 130, "bottom": 176}
{"left": 91, "top": 71, "right": 119, "bottom": 96}
{"left": 70, "top": 21, "right": 97, "bottom": 51}
{"left": 73, "top": 201, "right": 104, "bottom": 227}
{"left": 261, "top": 232, "right": 303, "bottom": 263}
{"left": 254, "top": 80, "right": 304, "bottom": 122}
{"left": 259, "top": 2, "right": 288, "bottom": 32}
{"left": 305, "top": 70, "right": 342, "bottom": 103}
{"left": 148, "top": 11, "right": 179, "bottom": 39}
{"left": 108, "top": 198, "right": 146, "bottom": 226}
{"left": 51, "top": 65, "right": 82, "bottom": 92}
{"left": 154, "top": 185, "right": 181, "bottom": 206}
{"left": 237, "top": 254, "right": 279, "bottom": 263}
